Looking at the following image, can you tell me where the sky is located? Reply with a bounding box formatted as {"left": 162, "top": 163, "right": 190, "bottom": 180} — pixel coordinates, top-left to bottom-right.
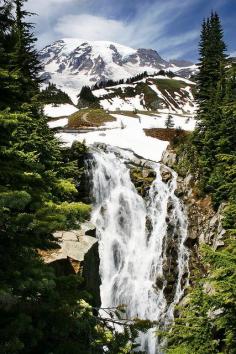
{"left": 27, "top": 0, "right": 236, "bottom": 61}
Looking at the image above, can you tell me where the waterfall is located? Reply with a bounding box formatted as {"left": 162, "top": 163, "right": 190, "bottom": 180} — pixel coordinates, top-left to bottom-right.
{"left": 88, "top": 145, "right": 189, "bottom": 354}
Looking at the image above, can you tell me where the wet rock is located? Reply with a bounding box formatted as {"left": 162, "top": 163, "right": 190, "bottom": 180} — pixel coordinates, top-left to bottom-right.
{"left": 146, "top": 216, "right": 153, "bottom": 236}
{"left": 130, "top": 166, "right": 156, "bottom": 197}
{"left": 184, "top": 232, "right": 198, "bottom": 248}
{"left": 167, "top": 200, "right": 174, "bottom": 212}
{"left": 174, "top": 187, "right": 184, "bottom": 198}
{"left": 155, "top": 275, "right": 164, "bottom": 289}
{"left": 161, "top": 170, "right": 173, "bottom": 183}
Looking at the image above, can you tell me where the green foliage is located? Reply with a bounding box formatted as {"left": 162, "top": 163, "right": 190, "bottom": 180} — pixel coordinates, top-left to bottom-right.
{"left": 77, "top": 86, "right": 100, "bottom": 109}
{"left": 0, "top": 190, "right": 31, "bottom": 210}
{"left": 165, "top": 114, "right": 174, "bottom": 129}
{"left": 165, "top": 238, "right": 236, "bottom": 354}
{"left": 39, "top": 82, "right": 72, "bottom": 106}
{"left": 164, "top": 12, "right": 236, "bottom": 354}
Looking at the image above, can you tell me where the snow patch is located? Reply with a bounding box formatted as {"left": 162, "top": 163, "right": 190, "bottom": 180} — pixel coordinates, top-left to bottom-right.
{"left": 56, "top": 113, "right": 196, "bottom": 162}
{"left": 48, "top": 118, "right": 68, "bottom": 128}
{"left": 44, "top": 104, "right": 78, "bottom": 118}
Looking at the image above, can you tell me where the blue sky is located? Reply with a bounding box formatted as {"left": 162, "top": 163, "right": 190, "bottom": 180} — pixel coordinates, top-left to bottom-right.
{"left": 27, "top": 0, "right": 236, "bottom": 61}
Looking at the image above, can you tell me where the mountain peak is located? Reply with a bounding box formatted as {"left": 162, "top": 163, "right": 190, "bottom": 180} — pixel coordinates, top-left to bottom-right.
{"left": 39, "top": 39, "right": 196, "bottom": 102}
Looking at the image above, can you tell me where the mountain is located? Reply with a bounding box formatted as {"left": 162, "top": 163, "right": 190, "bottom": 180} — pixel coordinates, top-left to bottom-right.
{"left": 91, "top": 75, "right": 196, "bottom": 114}
{"left": 39, "top": 38, "right": 197, "bottom": 102}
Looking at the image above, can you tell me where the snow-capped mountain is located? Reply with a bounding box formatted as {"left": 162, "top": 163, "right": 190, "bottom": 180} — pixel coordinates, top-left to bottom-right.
{"left": 39, "top": 38, "right": 197, "bottom": 102}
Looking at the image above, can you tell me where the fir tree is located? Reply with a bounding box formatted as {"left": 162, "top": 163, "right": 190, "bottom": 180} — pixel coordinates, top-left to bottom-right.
{"left": 165, "top": 114, "right": 174, "bottom": 129}
{"left": 10, "top": 0, "right": 41, "bottom": 104}
{"left": 194, "top": 12, "right": 228, "bottom": 186}
{"left": 77, "top": 86, "right": 99, "bottom": 108}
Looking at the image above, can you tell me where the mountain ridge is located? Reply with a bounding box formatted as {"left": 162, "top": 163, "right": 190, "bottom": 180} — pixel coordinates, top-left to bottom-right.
{"left": 39, "top": 38, "right": 197, "bottom": 102}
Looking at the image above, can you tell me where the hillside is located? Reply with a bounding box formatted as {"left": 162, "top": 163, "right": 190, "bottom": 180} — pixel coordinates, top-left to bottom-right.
{"left": 92, "top": 75, "right": 196, "bottom": 114}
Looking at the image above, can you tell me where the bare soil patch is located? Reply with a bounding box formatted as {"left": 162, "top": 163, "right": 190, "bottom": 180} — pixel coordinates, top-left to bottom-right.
{"left": 144, "top": 128, "right": 189, "bottom": 141}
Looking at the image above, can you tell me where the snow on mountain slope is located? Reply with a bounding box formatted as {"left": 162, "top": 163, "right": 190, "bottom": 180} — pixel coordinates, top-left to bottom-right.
{"left": 39, "top": 38, "right": 196, "bottom": 103}
{"left": 92, "top": 75, "right": 197, "bottom": 114}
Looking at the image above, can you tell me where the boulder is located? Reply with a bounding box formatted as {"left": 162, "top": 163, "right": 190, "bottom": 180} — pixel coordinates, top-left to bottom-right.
{"left": 41, "top": 227, "right": 97, "bottom": 265}
{"left": 160, "top": 166, "right": 173, "bottom": 183}
{"left": 39, "top": 221, "right": 101, "bottom": 306}
{"left": 130, "top": 166, "right": 156, "bottom": 198}
{"left": 161, "top": 148, "right": 177, "bottom": 168}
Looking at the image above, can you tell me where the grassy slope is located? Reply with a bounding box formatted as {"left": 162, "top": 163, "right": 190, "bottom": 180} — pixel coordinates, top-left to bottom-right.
{"left": 94, "top": 77, "right": 195, "bottom": 112}
{"left": 67, "top": 108, "right": 115, "bottom": 128}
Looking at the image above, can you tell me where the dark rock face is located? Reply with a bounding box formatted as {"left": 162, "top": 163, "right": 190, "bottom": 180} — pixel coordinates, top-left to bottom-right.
{"left": 110, "top": 44, "right": 123, "bottom": 66}
{"left": 169, "top": 59, "right": 193, "bottom": 67}
{"left": 49, "top": 257, "right": 78, "bottom": 276}
{"left": 91, "top": 55, "right": 106, "bottom": 77}
{"left": 39, "top": 72, "right": 52, "bottom": 83}
{"left": 123, "top": 48, "right": 167, "bottom": 69}
{"left": 162, "top": 199, "right": 182, "bottom": 304}
{"left": 68, "top": 46, "right": 93, "bottom": 72}
{"left": 137, "top": 48, "right": 167, "bottom": 67}
{"left": 85, "top": 226, "right": 97, "bottom": 238}
{"left": 83, "top": 242, "right": 101, "bottom": 307}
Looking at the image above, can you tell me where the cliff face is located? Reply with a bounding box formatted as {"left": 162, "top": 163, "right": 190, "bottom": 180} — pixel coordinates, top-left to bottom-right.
{"left": 162, "top": 147, "right": 226, "bottom": 277}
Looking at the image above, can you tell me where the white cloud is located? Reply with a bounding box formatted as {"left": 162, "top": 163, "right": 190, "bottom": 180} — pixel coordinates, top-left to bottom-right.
{"left": 55, "top": 14, "right": 126, "bottom": 42}
{"left": 31, "top": 0, "right": 201, "bottom": 58}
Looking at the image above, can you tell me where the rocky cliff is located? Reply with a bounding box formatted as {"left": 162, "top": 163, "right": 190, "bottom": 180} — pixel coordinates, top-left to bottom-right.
{"left": 162, "top": 147, "right": 226, "bottom": 279}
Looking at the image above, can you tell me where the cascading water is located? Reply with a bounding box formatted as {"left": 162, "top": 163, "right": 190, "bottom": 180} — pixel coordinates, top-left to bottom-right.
{"left": 88, "top": 145, "right": 189, "bottom": 354}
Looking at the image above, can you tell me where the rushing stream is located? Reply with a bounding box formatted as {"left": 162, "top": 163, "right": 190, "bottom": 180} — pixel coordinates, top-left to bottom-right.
{"left": 88, "top": 145, "right": 189, "bottom": 353}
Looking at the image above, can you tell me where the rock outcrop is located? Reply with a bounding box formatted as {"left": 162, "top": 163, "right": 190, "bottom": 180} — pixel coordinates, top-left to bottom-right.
{"left": 130, "top": 166, "right": 156, "bottom": 198}
{"left": 39, "top": 221, "right": 101, "bottom": 306}
{"left": 161, "top": 147, "right": 226, "bottom": 279}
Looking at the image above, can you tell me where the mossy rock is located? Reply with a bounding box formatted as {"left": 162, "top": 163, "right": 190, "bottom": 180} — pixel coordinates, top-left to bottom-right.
{"left": 130, "top": 166, "right": 156, "bottom": 197}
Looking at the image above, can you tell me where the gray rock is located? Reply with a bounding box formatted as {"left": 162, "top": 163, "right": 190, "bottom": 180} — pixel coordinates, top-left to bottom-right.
{"left": 161, "top": 149, "right": 177, "bottom": 168}
{"left": 160, "top": 166, "right": 173, "bottom": 183}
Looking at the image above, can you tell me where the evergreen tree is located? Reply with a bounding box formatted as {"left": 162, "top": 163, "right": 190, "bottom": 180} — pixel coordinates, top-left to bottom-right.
{"left": 77, "top": 86, "right": 99, "bottom": 108}
{"left": 194, "top": 12, "right": 228, "bottom": 186}
{"left": 39, "top": 82, "right": 72, "bottom": 105}
{"left": 10, "top": 0, "right": 41, "bottom": 104}
{"left": 196, "top": 13, "right": 227, "bottom": 107}
{"left": 163, "top": 12, "right": 236, "bottom": 353}
{"left": 0, "top": 0, "right": 19, "bottom": 109}
{"left": 165, "top": 114, "right": 174, "bottom": 129}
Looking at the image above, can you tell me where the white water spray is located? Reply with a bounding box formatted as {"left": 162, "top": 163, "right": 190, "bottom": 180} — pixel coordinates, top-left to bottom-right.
{"left": 89, "top": 146, "right": 189, "bottom": 353}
